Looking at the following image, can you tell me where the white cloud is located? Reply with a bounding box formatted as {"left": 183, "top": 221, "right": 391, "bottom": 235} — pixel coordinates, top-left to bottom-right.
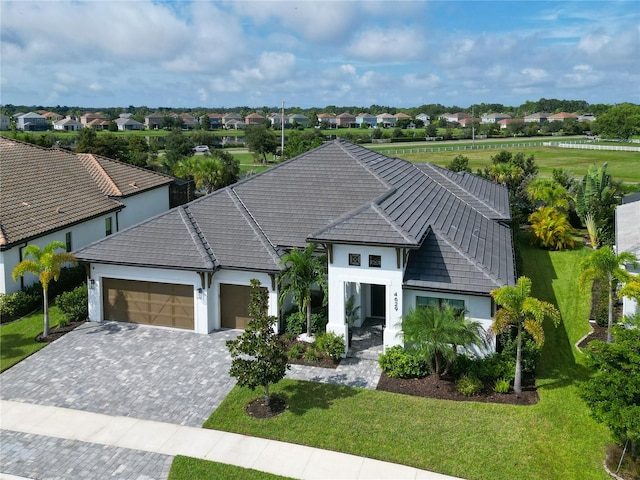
{"left": 402, "top": 73, "right": 442, "bottom": 90}
{"left": 347, "top": 27, "right": 424, "bottom": 62}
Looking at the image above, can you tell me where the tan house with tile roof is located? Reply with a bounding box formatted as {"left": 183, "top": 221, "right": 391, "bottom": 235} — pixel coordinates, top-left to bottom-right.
{"left": 0, "top": 138, "right": 176, "bottom": 294}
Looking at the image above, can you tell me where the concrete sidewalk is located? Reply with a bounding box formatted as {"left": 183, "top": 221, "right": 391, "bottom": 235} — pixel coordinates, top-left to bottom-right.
{"left": 0, "top": 400, "right": 461, "bottom": 480}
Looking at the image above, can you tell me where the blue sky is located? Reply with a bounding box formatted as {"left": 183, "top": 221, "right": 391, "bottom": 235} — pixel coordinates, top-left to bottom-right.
{"left": 1, "top": 1, "right": 638, "bottom": 109}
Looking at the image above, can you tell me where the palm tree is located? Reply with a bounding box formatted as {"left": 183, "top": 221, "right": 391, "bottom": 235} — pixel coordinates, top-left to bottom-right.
{"left": 491, "top": 277, "right": 560, "bottom": 394}
{"left": 174, "top": 151, "right": 240, "bottom": 194}
{"left": 400, "top": 304, "right": 488, "bottom": 377}
{"left": 12, "top": 241, "right": 77, "bottom": 338}
{"left": 528, "top": 206, "right": 576, "bottom": 250}
{"left": 579, "top": 246, "right": 638, "bottom": 342}
{"left": 278, "top": 243, "right": 327, "bottom": 338}
{"left": 527, "top": 178, "right": 571, "bottom": 212}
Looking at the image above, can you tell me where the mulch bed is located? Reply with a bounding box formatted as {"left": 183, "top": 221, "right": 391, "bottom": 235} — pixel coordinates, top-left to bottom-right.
{"left": 246, "top": 395, "right": 287, "bottom": 418}
{"left": 377, "top": 372, "right": 539, "bottom": 405}
{"left": 284, "top": 338, "right": 340, "bottom": 369}
{"left": 35, "top": 321, "right": 85, "bottom": 343}
{"left": 578, "top": 322, "right": 608, "bottom": 350}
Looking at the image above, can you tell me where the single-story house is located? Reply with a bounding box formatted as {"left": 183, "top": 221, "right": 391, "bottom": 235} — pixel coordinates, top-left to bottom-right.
{"left": 115, "top": 118, "right": 144, "bottom": 131}
{"left": 523, "top": 113, "right": 550, "bottom": 123}
{"left": 53, "top": 117, "right": 83, "bottom": 131}
{"left": 75, "top": 140, "right": 515, "bottom": 353}
{"left": 481, "top": 113, "right": 511, "bottom": 124}
{"left": 616, "top": 193, "right": 640, "bottom": 318}
{"left": 440, "top": 113, "right": 471, "bottom": 124}
{"left": 547, "top": 112, "right": 578, "bottom": 122}
{"left": 0, "top": 138, "right": 177, "bottom": 295}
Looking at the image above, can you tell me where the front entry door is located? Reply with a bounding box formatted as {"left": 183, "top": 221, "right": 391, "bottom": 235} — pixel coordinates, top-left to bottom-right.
{"left": 370, "top": 284, "right": 385, "bottom": 318}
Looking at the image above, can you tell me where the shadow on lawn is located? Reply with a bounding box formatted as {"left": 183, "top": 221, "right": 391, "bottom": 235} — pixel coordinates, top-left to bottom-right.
{"left": 279, "top": 379, "right": 361, "bottom": 416}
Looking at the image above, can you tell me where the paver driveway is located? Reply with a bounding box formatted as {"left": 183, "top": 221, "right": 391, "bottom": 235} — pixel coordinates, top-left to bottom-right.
{"left": 0, "top": 322, "right": 239, "bottom": 427}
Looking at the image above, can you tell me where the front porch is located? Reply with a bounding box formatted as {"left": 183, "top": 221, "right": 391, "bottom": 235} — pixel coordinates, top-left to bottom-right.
{"left": 348, "top": 317, "right": 384, "bottom": 360}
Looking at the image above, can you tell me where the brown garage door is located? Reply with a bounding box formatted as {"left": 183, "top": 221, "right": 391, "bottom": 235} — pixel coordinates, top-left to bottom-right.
{"left": 102, "top": 278, "right": 194, "bottom": 330}
{"left": 220, "top": 283, "right": 254, "bottom": 329}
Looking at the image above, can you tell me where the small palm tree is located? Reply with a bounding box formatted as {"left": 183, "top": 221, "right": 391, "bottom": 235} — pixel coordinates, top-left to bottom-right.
{"left": 579, "top": 246, "right": 638, "bottom": 342}
{"left": 400, "top": 304, "right": 488, "bottom": 377}
{"left": 278, "top": 243, "right": 327, "bottom": 338}
{"left": 12, "top": 241, "right": 77, "bottom": 338}
{"left": 528, "top": 206, "right": 576, "bottom": 250}
{"left": 491, "top": 277, "right": 560, "bottom": 394}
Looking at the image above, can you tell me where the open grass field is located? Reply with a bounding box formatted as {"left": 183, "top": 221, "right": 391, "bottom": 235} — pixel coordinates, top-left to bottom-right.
{"left": 0, "top": 306, "right": 66, "bottom": 372}
{"left": 204, "top": 233, "right": 611, "bottom": 480}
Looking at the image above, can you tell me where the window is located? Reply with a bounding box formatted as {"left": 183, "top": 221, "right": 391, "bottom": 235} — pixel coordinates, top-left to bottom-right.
{"left": 348, "top": 253, "right": 361, "bottom": 266}
{"left": 369, "top": 255, "right": 382, "bottom": 268}
{"left": 416, "top": 296, "right": 465, "bottom": 313}
{"left": 65, "top": 232, "right": 72, "bottom": 252}
{"left": 105, "top": 217, "right": 112, "bottom": 236}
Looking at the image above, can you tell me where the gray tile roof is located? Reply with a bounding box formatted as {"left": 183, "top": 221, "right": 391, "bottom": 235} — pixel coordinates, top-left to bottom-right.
{"left": 75, "top": 139, "right": 515, "bottom": 292}
{"left": 0, "top": 138, "right": 172, "bottom": 248}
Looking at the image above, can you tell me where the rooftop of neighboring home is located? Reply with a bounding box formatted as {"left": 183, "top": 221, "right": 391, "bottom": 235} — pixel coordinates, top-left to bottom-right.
{"left": 0, "top": 138, "right": 174, "bottom": 248}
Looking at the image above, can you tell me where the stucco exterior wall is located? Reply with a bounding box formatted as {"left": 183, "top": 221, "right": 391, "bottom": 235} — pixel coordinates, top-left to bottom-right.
{"left": 117, "top": 187, "right": 170, "bottom": 229}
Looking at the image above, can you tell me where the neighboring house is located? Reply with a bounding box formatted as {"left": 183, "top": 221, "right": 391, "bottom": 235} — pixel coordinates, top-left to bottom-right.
{"left": 336, "top": 112, "right": 356, "bottom": 128}
{"left": 80, "top": 112, "right": 108, "bottom": 126}
{"left": 245, "top": 113, "right": 266, "bottom": 125}
{"left": 269, "top": 113, "right": 289, "bottom": 129}
{"left": 458, "top": 118, "right": 477, "bottom": 127}
{"left": 497, "top": 119, "right": 524, "bottom": 130}
{"left": 523, "top": 112, "right": 550, "bottom": 123}
{"left": 578, "top": 113, "right": 597, "bottom": 123}
{"left": 394, "top": 112, "right": 411, "bottom": 122}
{"left": 616, "top": 193, "right": 640, "bottom": 318}
{"left": 356, "top": 113, "right": 377, "bottom": 128}
{"left": 145, "top": 112, "right": 164, "bottom": 130}
{"left": 376, "top": 113, "right": 396, "bottom": 128}
{"left": 179, "top": 113, "right": 197, "bottom": 130}
{"left": 481, "top": 113, "right": 511, "bottom": 124}
{"left": 205, "top": 113, "right": 223, "bottom": 129}
{"left": 0, "top": 114, "right": 10, "bottom": 131}
{"left": 440, "top": 112, "right": 471, "bottom": 123}
{"left": 416, "top": 113, "right": 431, "bottom": 125}
{"left": 288, "top": 113, "right": 310, "bottom": 128}
{"left": 75, "top": 140, "right": 515, "bottom": 355}
{"left": 16, "top": 112, "right": 48, "bottom": 131}
{"left": 0, "top": 137, "right": 176, "bottom": 295}
{"left": 43, "top": 112, "right": 63, "bottom": 122}
{"left": 115, "top": 117, "right": 144, "bottom": 131}
{"left": 225, "top": 119, "right": 245, "bottom": 130}
{"left": 548, "top": 112, "right": 578, "bottom": 122}
{"left": 86, "top": 118, "right": 110, "bottom": 130}
{"left": 53, "top": 117, "right": 83, "bottom": 131}
{"left": 317, "top": 113, "right": 337, "bottom": 128}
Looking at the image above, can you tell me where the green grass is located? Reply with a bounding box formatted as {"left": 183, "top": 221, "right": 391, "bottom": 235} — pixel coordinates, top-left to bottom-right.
{"left": 168, "top": 456, "right": 295, "bottom": 480}
{"left": 0, "top": 306, "right": 66, "bottom": 372}
{"left": 204, "top": 236, "right": 611, "bottom": 480}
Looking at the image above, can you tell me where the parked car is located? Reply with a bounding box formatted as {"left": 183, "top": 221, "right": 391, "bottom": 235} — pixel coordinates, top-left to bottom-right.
{"left": 193, "top": 145, "right": 210, "bottom": 152}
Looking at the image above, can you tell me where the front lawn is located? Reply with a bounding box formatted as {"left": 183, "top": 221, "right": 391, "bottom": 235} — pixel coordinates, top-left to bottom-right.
{"left": 0, "top": 306, "right": 66, "bottom": 372}
{"left": 204, "top": 237, "right": 611, "bottom": 480}
{"left": 168, "top": 456, "right": 295, "bottom": 480}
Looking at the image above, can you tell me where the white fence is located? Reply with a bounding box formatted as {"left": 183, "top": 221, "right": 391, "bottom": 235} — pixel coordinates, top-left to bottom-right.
{"left": 544, "top": 142, "right": 640, "bottom": 152}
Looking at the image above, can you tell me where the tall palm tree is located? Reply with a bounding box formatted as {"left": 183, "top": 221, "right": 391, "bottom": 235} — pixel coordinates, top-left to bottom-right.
{"left": 278, "top": 243, "right": 327, "bottom": 338}
{"left": 12, "top": 241, "right": 77, "bottom": 338}
{"left": 579, "top": 246, "right": 638, "bottom": 342}
{"left": 491, "top": 277, "right": 560, "bottom": 394}
{"left": 400, "top": 304, "right": 488, "bottom": 377}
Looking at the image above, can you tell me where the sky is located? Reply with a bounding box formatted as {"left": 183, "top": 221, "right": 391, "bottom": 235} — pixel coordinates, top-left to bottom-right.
{"left": 1, "top": 0, "right": 639, "bottom": 110}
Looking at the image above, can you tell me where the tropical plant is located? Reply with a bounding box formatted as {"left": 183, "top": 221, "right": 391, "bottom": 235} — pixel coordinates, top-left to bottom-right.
{"left": 174, "top": 151, "right": 239, "bottom": 194}
{"left": 579, "top": 246, "right": 638, "bottom": 342}
{"left": 278, "top": 243, "right": 327, "bottom": 338}
{"left": 574, "top": 163, "right": 620, "bottom": 245}
{"left": 526, "top": 178, "right": 570, "bottom": 212}
{"left": 11, "top": 241, "right": 77, "bottom": 338}
{"left": 619, "top": 279, "right": 640, "bottom": 305}
{"left": 456, "top": 374, "right": 483, "bottom": 396}
{"left": 226, "top": 279, "right": 289, "bottom": 407}
{"left": 584, "top": 213, "right": 598, "bottom": 249}
{"left": 528, "top": 206, "right": 576, "bottom": 250}
{"left": 378, "top": 345, "right": 430, "bottom": 379}
{"left": 399, "top": 305, "right": 488, "bottom": 377}
{"left": 490, "top": 276, "right": 560, "bottom": 394}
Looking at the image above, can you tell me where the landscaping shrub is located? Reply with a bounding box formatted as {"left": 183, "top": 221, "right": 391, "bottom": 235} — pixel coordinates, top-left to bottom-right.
{"left": 312, "top": 332, "right": 345, "bottom": 361}
{"left": 284, "top": 310, "right": 327, "bottom": 335}
{"left": 378, "top": 345, "right": 430, "bottom": 379}
{"left": 456, "top": 374, "right": 483, "bottom": 396}
{"left": 593, "top": 280, "right": 613, "bottom": 327}
{"left": 494, "top": 377, "right": 511, "bottom": 394}
{"left": 55, "top": 284, "right": 88, "bottom": 324}
{"left": 498, "top": 331, "right": 540, "bottom": 374}
{"left": 0, "top": 289, "right": 42, "bottom": 322}
{"left": 48, "top": 265, "right": 85, "bottom": 300}
{"left": 452, "top": 353, "right": 514, "bottom": 382}
{"left": 303, "top": 346, "right": 321, "bottom": 362}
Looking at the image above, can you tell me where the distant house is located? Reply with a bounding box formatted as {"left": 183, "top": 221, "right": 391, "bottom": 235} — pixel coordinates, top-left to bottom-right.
{"left": 376, "top": 113, "right": 396, "bottom": 128}
{"left": 268, "top": 113, "right": 288, "bottom": 129}
{"left": 222, "top": 113, "right": 243, "bottom": 128}
{"left": 497, "top": 118, "right": 524, "bottom": 130}
{"left": 317, "top": 113, "right": 337, "bottom": 128}
{"left": 578, "top": 113, "right": 597, "bottom": 123}
{"left": 0, "top": 114, "right": 10, "bottom": 131}
{"left": 245, "top": 113, "right": 266, "bottom": 126}
{"left": 356, "top": 113, "right": 377, "bottom": 128}
{"left": 416, "top": 113, "right": 431, "bottom": 125}
{"left": 288, "top": 113, "right": 310, "bottom": 128}
{"left": 225, "top": 119, "right": 245, "bottom": 130}
{"left": 440, "top": 112, "right": 471, "bottom": 123}
{"left": 394, "top": 112, "right": 411, "bottom": 121}
{"left": 115, "top": 117, "right": 144, "bottom": 131}
{"left": 16, "top": 112, "right": 48, "bottom": 132}
{"left": 0, "top": 137, "right": 177, "bottom": 295}
{"left": 80, "top": 112, "right": 108, "bottom": 126}
{"left": 336, "top": 112, "right": 356, "bottom": 128}
{"left": 205, "top": 113, "right": 223, "bottom": 129}
{"left": 53, "top": 117, "right": 83, "bottom": 131}
{"left": 458, "top": 117, "right": 478, "bottom": 127}
{"left": 179, "top": 113, "right": 197, "bottom": 130}
{"left": 145, "top": 112, "right": 164, "bottom": 130}
{"left": 548, "top": 112, "right": 578, "bottom": 122}
{"left": 87, "top": 118, "right": 110, "bottom": 130}
{"left": 481, "top": 113, "right": 511, "bottom": 124}
{"left": 43, "top": 112, "right": 63, "bottom": 122}
{"left": 523, "top": 113, "right": 550, "bottom": 123}
{"left": 616, "top": 193, "right": 640, "bottom": 318}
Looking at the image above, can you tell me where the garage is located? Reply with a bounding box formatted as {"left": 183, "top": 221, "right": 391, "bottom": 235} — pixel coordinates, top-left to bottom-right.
{"left": 219, "top": 283, "right": 254, "bottom": 329}
{"left": 102, "top": 278, "right": 194, "bottom": 330}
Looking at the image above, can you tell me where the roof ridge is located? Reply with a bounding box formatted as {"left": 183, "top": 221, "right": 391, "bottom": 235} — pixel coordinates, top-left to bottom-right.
{"left": 370, "top": 203, "right": 417, "bottom": 244}
{"left": 227, "top": 189, "right": 283, "bottom": 268}
{"left": 79, "top": 154, "right": 123, "bottom": 197}
{"left": 431, "top": 226, "right": 503, "bottom": 287}
{"left": 178, "top": 206, "right": 217, "bottom": 270}
{"left": 421, "top": 163, "right": 504, "bottom": 219}
{"left": 336, "top": 140, "right": 394, "bottom": 190}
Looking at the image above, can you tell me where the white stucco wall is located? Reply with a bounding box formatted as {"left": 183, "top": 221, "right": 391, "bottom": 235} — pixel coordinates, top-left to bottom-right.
{"left": 327, "top": 244, "right": 404, "bottom": 351}
{"left": 117, "top": 187, "right": 170, "bottom": 229}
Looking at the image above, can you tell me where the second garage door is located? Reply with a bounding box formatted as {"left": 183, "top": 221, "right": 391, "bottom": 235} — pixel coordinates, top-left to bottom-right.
{"left": 102, "top": 278, "right": 194, "bottom": 330}
{"left": 219, "top": 283, "right": 255, "bottom": 329}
